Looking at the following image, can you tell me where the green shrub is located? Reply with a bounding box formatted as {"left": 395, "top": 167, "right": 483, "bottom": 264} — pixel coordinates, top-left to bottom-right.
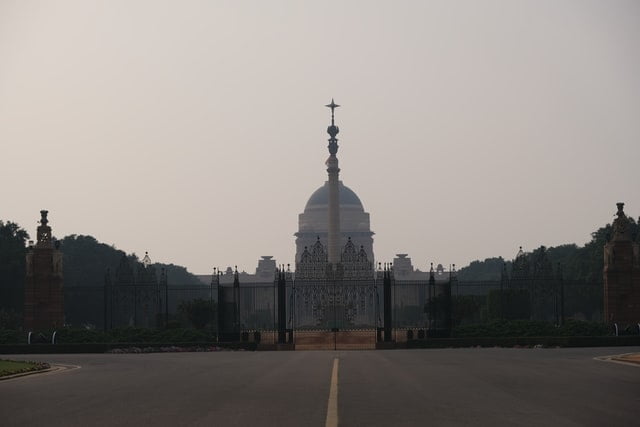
{"left": 0, "top": 359, "right": 49, "bottom": 376}
{"left": 104, "top": 327, "right": 216, "bottom": 343}
{"left": 485, "top": 289, "right": 531, "bottom": 321}
{"left": 57, "top": 328, "right": 107, "bottom": 343}
{"left": 49, "top": 327, "right": 217, "bottom": 344}
{"left": 558, "top": 320, "right": 609, "bottom": 337}
{"left": 454, "top": 320, "right": 555, "bottom": 337}
{"left": 178, "top": 299, "right": 216, "bottom": 329}
{"left": 406, "top": 335, "right": 640, "bottom": 349}
{"left": 0, "top": 329, "right": 23, "bottom": 344}
{"left": 0, "top": 309, "right": 22, "bottom": 330}
{"left": 453, "top": 319, "right": 611, "bottom": 338}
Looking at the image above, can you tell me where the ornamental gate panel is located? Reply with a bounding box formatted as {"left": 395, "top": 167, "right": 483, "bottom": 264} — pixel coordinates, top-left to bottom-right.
{"left": 291, "top": 277, "right": 378, "bottom": 350}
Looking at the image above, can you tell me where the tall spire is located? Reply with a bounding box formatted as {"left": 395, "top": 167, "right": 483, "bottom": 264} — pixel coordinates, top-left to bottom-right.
{"left": 325, "top": 99, "right": 341, "bottom": 265}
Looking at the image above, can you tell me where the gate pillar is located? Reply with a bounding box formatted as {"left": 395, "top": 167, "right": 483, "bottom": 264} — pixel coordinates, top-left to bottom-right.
{"left": 383, "top": 266, "right": 392, "bottom": 342}
{"left": 277, "top": 268, "right": 287, "bottom": 344}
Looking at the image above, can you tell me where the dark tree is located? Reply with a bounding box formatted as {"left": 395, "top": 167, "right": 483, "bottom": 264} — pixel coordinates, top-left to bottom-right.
{"left": 457, "top": 257, "right": 511, "bottom": 282}
{"left": 178, "top": 298, "right": 216, "bottom": 329}
{"left": 0, "top": 221, "right": 29, "bottom": 326}
{"left": 61, "top": 235, "right": 127, "bottom": 288}
{"left": 60, "top": 235, "right": 203, "bottom": 287}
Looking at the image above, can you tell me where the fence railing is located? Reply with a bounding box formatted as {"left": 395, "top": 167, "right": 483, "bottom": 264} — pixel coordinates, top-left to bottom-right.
{"left": 0, "top": 278, "right": 604, "bottom": 330}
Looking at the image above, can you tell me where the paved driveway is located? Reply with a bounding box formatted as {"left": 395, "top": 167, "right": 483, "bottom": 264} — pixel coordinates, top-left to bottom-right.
{"left": 2, "top": 347, "right": 639, "bottom": 426}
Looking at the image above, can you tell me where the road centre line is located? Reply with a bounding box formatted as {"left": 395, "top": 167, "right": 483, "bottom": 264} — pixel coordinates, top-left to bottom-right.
{"left": 325, "top": 357, "right": 339, "bottom": 427}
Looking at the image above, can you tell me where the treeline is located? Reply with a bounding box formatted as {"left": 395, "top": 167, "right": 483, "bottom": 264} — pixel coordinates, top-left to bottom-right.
{"left": 60, "top": 235, "right": 202, "bottom": 287}
{"left": 0, "top": 221, "right": 28, "bottom": 327}
{"left": 0, "top": 221, "right": 203, "bottom": 328}
{"left": 457, "top": 218, "right": 639, "bottom": 282}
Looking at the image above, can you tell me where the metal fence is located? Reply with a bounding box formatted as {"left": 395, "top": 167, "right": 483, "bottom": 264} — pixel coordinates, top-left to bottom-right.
{"left": 392, "top": 279, "right": 603, "bottom": 328}
{"left": 0, "top": 277, "right": 604, "bottom": 332}
{"left": 65, "top": 284, "right": 215, "bottom": 330}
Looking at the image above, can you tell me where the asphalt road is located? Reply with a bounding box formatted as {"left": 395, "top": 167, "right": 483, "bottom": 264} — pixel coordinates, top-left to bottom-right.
{"left": 1, "top": 347, "right": 639, "bottom": 426}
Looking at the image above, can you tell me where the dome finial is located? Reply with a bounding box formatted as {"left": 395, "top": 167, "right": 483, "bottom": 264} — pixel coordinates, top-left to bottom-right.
{"left": 325, "top": 98, "right": 340, "bottom": 126}
{"left": 325, "top": 99, "right": 340, "bottom": 143}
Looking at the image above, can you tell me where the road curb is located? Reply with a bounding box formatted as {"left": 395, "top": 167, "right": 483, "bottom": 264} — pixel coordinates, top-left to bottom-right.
{"left": 594, "top": 353, "right": 640, "bottom": 367}
{"left": 0, "top": 364, "right": 79, "bottom": 381}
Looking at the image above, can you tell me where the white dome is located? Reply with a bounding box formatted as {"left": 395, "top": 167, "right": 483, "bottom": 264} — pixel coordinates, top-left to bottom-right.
{"left": 304, "top": 181, "right": 364, "bottom": 211}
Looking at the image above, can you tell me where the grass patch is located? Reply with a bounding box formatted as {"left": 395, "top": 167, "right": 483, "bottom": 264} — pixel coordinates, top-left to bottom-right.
{"left": 0, "top": 359, "right": 49, "bottom": 377}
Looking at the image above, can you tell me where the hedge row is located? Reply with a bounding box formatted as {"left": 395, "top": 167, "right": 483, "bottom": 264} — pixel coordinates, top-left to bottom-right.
{"left": 453, "top": 320, "right": 611, "bottom": 338}
{"left": 0, "top": 341, "right": 257, "bottom": 354}
{"left": 0, "top": 327, "right": 217, "bottom": 345}
{"left": 407, "top": 335, "right": 640, "bottom": 349}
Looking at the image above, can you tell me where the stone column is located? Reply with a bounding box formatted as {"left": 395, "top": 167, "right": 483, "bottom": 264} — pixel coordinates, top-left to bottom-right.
{"left": 603, "top": 202, "right": 640, "bottom": 326}
{"left": 327, "top": 155, "right": 341, "bottom": 264}
{"left": 325, "top": 99, "right": 341, "bottom": 266}
{"left": 24, "top": 210, "right": 64, "bottom": 330}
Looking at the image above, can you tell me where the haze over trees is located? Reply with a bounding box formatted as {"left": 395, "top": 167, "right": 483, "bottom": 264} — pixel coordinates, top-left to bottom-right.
{"left": 1, "top": 214, "right": 637, "bottom": 331}
{"left": 457, "top": 217, "right": 639, "bottom": 282}
{"left": 1, "top": 214, "right": 638, "bottom": 316}
{"left": 0, "top": 224, "right": 202, "bottom": 328}
{"left": 60, "top": 234, "right": 202, "bottom": 287}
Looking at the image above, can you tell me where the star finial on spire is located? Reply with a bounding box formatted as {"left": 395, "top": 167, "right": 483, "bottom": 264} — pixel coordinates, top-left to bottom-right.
{"left": 325, "top": 98, "right": 340, "bottom": 125}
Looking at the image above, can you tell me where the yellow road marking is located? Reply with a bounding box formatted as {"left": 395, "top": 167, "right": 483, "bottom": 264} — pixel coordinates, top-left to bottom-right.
{"left": 325, "top": 357, "right": 339, "bottom": 427}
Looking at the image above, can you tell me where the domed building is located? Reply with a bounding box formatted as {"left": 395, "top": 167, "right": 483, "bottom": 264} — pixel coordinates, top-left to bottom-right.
{"left": 294, "top": 182, "right": 374, "bottom": 263}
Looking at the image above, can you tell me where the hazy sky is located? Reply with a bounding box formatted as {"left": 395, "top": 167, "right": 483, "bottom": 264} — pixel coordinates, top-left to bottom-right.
{"left": 1, "top": 1, "right": 639, "bottom": 275}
